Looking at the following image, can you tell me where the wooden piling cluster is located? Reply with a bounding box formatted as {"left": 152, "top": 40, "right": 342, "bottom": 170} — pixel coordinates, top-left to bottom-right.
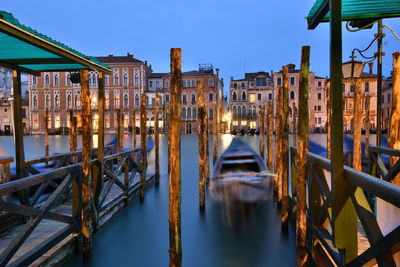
{"left": 213, "top": 103, "right": 218, "bottom": 165}
{"left": 281, "top": 65, "right": 289, "bottom": 229}
{"left": 296, "top": 46, "right": 310, "bottom": 266}
{"left": 140, "top": 93, "right": 147, "bottom": 200}
{"left": 155, "top": 93, "right": 160, "bottom": 183}
{"left": 390, "top": 52, "right": 400, "bottom": 185}
{"left": 259, "top": 106, "right": 265, "bottom": 159}
{"left": 353, "top": 79, "right": 362, "bottom": 171}
{"left": 267, "top": 102, "right": 273, "bottom": 170}
{"left": 274, "top": 86, "right": 282, "bottom": 199}
{"left": 169, "top": 48, "right": 182, "bottom": 267}
{"left": 44, "top": 108, "right": 49, "bottom": 157}
{"left": 80, "top": 69, "right": 93, "bottom": 256}
{"left": 197, "top": 81, "right": 206, "bottom": 211}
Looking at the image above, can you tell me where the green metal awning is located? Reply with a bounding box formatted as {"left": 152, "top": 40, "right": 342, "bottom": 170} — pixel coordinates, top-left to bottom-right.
{"left": 0, "top": 11, "right": 111, "bottom": 75}
{"left": 307, "top": 0, "right": 400, "bottom": 29}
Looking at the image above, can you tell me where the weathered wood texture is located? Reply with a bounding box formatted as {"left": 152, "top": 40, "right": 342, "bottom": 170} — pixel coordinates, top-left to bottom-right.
{"left": 117, "top": 109, "right": 122, "bottom": 153}
{"left": 132, "top": 110, "right": 136, "bottom": 149}
{"left": 140, "top": 94, "right": 147, "bottom": 200}
{"left": 292, "top": 102, "right": 297, "bottom": 145}
{"left": 326, "top": 80, "right": 331, "bottom": 159}
{"left": 169, "top": 48, "right": 182, "bottom": 267}
{"left": 155, "top": 93, "right": 160, "bottom": 183}
{"left": 213, "top": 103, "right": 218, "bottom": 165}
{"left": 353, "top": 79, "right": 362, "bottom": 171}
{"left": 274, "top": 86, "right": 282, "bottom": 197}
{"left": 205, "top": 107, "right": 210, "bottom": 186}
{"left": 259, "top": 106, "right": 265, "bottom": 159}
{"left": 297, "top": 46, "right": 309, "bottom": 267}
{"left": 197, "top": 81, "right": 206, "bottom": 211}
{"left": 281, "top": 65, "right": 289, "bottom": 229}
{"left": 390, "top": 52, "right": 400, "bottom": 185}
{"left": 364, "top": 95, "right": 371, "bottom": 157}
{"left": 80, "top": 69, "right": 93, "bottom": 256}
{"left": 267, "top": 101, "right": 273, "bottom": 170}
{"left": 44, "top": 108, "right": 49, "bottom": 157}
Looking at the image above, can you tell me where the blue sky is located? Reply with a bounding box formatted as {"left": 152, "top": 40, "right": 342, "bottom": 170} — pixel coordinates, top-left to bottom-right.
{"left": 2, "top": 0, "right": 400, "bottom": 95}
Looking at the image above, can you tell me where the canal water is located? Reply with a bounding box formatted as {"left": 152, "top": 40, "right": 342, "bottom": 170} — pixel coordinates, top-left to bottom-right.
{"left": 0, "top": 133, "right": 381, "bottom": 266}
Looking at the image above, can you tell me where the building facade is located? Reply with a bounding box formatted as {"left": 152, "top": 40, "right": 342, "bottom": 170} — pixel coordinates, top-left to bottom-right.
{"left": 381, "top": 76, "right": 393, "bottom": 131}
{"left": 229, "top": 72, "right": 273, "bottom": 130}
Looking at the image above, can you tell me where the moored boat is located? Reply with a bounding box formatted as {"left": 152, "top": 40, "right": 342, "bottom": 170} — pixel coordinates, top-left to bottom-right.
{"left": 210, "top": 138, "right": 272, "bottom": 203}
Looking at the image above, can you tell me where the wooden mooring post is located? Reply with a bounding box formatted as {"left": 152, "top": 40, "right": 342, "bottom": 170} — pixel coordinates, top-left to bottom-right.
{"left": 292, "top": 102, "right": 297, "bottom": 145}
{"left": 80, "top": 69, "right": 93, "bottom": 256}
{"left": 390, "top": 52, "right": 400, "bottom": 185}
{"left": 44, "top": 108, "right": 49, "bottom": 157}
{"left": 155, "top": 92, "right": 160, "bottom": 183}
{"left": 297, "top": 46, "right": 309, "bottom": 266}
{"left": 117, "top": 109, "right": 122, "bottom": 153}
{"left": 326, "top": 80, "right": 331, "bottom": 159}
{"left": 197, "top": 80, "right": 206, "bottom": 211}
{"left": 169, "top": 48, "right": 182, "bottom": 267}
{"left": 213, "top": 103, "right": 218, "bottom": 165}
{"left": 274, "top": 86, "right": 282, "bottom": 199}
{"left": 281, "top": 65, "right": 289, "bottom": 229}
{"left": 267, "top": 101, "right": 273, "bottom": 170}
{"left": 69, "top": 110, "right": 77, "bottom": 163}
{"left": 132, "top": 110, "right": 136, "bottom": 149}
{"left": 140, "top": 93, "right": 147, "bottom": 200}
{"left": 364, "top": 95, "right": 371, "bottom": 158}
{"left": 205, "top": 106, "right": 210, "bottom": 186}
{"left": 259, "top": 106, "right": 265, "bottom": 159}
{"left": 353, "top": 79, "right": 362, "bottom": 171}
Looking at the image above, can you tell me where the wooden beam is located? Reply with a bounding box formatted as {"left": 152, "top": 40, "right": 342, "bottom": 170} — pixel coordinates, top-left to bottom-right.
{"left": 3, "top": 57, "right": 76, "bottom": 65}
{"left": 0, "top": 61, "right": 40, "bottom": 76}
{"left": 308, "top": 0, "right": 329, "bottom": 30}
{"left": 0, "top": 20, "right": 111, "bottom": 74}
{"left": 169, "top": 48, "right": 182, "bottom": 267}
{"left": 80, "top": 69, "right": 93, "bottom": 256}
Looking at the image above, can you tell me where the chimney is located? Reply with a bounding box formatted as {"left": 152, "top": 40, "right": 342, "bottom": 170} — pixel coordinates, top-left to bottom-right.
{"left": 369, "top": 62, "right": 373, "bottom": 74}
{"left": 230, "top": 76, "right": 233, "bottom": 81}
{"left": 127, "top": 53, "right": 133, "bottom": 59}
{"left": 149, "top": 64, "right": 152, "bottom": 69}
{"left": 144, "top": 61, "right": 148, "bottom": 65}
{"left": 216, "top": 68, "right": 220, "bottom": 76}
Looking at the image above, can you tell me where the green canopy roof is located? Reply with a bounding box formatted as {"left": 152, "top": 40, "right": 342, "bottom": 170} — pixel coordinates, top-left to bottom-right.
{"left": 0, "top": 11, "right": 111, "bottom": 75}
{"left": 307, "top": 0, "right": 400, "bottom": 29}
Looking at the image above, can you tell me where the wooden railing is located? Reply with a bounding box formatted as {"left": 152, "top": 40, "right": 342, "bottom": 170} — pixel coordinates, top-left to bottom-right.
{"left": 368, "top": 145, "right": 400, "bottom": 183}
{"left": 290, "top": 146, "right": 400, "bottom": 266}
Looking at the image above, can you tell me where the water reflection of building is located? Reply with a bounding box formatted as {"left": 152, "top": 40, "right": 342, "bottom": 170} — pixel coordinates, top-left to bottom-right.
{"left": 0, "top": 94, "right": 30, "bottom": 135}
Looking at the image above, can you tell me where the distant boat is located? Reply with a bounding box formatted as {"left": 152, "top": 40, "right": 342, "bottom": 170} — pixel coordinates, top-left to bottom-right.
{"left": 210, "top": 138, "right": 272, "bottom": 203}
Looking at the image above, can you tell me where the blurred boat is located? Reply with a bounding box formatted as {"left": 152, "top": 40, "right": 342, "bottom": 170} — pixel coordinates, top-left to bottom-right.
{"left": 210, "top": 138, "right": 272, "bottom": 203}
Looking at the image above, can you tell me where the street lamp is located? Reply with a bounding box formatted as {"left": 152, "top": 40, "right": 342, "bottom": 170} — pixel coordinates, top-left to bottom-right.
{"left": 342, "top": 53, "right": 365, "bottom": 78}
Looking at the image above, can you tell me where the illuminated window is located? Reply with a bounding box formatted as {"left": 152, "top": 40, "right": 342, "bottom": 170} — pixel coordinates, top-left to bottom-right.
{"left": 249, "top": 94, "right": 256, "bottom": 103}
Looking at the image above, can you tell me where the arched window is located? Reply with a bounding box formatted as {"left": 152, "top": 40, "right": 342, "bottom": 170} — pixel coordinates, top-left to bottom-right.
{"left": 181, "top": 107, "right": 186, "bottom": 120}
{"left": 209, "top": 92, "right": 214, "bottom": 102}
{"left": 242, "top": 106, "right": 246, "bottom": 117}
{"left": 123, "top": 73, "right": 128, "bottom": 86}
{"left": 66, "top": 74, "right": 71, "bottom": 86}
{"left": 253, "top": 105, "right": 256, "bottom": 116}
{"left": 45, "top": 74, "right": 50, "bottom": 85}
{"left": 135, "top": 94, "right": 139, "bottom": 106}
{"left": 187, "top": 107, "right": 192, "bottom": 120}
{"left": 92, "top": 73, "right": 97, "bottom": 86}
{"left": 192, "top": 107, "right": 197, "bottom": 120}
{"left": 365, "top": 82, "right": 369, "bottom": 93}
{"left": 114, "top": 73, "right": 119, "bottom": 86}
{"left": 209, "top": 108, "right": 213, "bottom": 120}
{"left": 124, "top": 94, "right": 129, "bottom": 106}
{"left": 238, "top": 106, "right": 242, "bottom": 117}
{"left": 134, "top": 73, "right": 139, "bottom": 87}
{"left": 208, "top": 78, "right": 214, "bottom": 87}
{"left": 45, "top": 94, "right": 51, "bottom": 107}
{"left": 54, "top": 73, "right": 59, "bottom": 86}
{"left": 33, "top": 95, "right": 38, "bottom": 107}
{"left": 242, "top": 92, "right": 246, "bottom": 101}
{"left": 115, "top": 94, "right": 120, "bottom": 107}
{"left": 105, "top": 93, "right": 109, "bottom": 108}
{"left": 232, "top": 106, "right": 237, "bottom": 117}
{"left": 67, "top": 94, "right": 72, "bottom": 108}
{"left": 74, "top": 94, "right": 81, "bottom": 107}
{"left": 191, "top": 94, "right": 196, "bottom": 103}
{"left": 232, "top": 92, "right": 237, "bottom": 101}
{"left": 55, "top": 94, "right": 60, "bottom": 107}
{"left": 350, "top": 83, "right": 355, "bottom": 92}
{"left": 290, "top": 90, "right": 295, "bottom": 99}
{"left": 249, "top": 106, "right": 253, "bottom": 117}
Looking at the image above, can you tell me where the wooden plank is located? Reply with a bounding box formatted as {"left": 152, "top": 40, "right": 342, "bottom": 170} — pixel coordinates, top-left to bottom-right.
{"left": 169, "top": 48, "right": 182, "bottom": 267}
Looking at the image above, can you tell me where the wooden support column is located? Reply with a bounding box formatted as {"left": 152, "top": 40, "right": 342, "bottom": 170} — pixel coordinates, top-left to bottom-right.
{"left": 212, "top": 103, "right": 218, "bottom": 165}
{"left": 297, "top": 46, "right": 310, "bottom": 266}
{"left": 132, "top": 110, "right": 136, "bottom": 148}
{"left": 390, "top": 52, "right": 400, "bottom": 185}
{"left": 140, "top": 93, "right": 147, "bottom": 200}
{"left": 44, "top": 108, "right": 49, "bottom": 157}
{"left": 330, "top": 0, "right": 357, "bottom": 262}
{"left": 69, "top": 110, "right": 77, "bottom": 162}
{"left": 364, "top": 95, "right": 371, "bottom": 158}
{"left": 80, "top": 69, "right": 93, "bottom": 256}
{"left": 274, "top": 86, "right": 282, "bottom": 197}
{"left": 326, "top": 80, "right": 331, "bottom": 159}
{"left": 117, "top": 109, "right": 122, "bottom": 153}
{"left": 197, "top": 81, "right": 206, "bottom": 212}
{"left": 155, "top": 92, "right": 160, "bottom": 183}
{"left": 12, "top": 70, "right": 28, "bottom": 205}
{"left": 353, "top": 79, "right": 362, "bottom": 171}
{"left": 281, "top": 65, "right": 289, "bottom": 229}
{"left": 169, "top": 48, "right": 182, "bottom": 267}
{"left": 205, "top": 106, "right": 210, "bottom": 186}
{"left": 267, "top": 101, "right": 273, "bottom": 170}
{"left": 93, "top": 72, "right": 105, "bottom": 221}
{"left": 259, "top": 106, "right": 265, "bottom": 159}
{"left": 292, "top": 102, "right": 297, "bottom": 145}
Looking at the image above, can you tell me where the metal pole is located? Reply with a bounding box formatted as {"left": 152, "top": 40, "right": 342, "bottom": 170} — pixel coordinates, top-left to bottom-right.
{"left": 376, "top": 20, "right": 383, "bottom": 147}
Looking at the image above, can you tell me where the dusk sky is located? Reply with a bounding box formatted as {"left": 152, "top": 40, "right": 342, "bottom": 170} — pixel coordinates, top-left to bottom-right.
{"left": 3, "top": 0, "right": 400, "bottom": 95}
